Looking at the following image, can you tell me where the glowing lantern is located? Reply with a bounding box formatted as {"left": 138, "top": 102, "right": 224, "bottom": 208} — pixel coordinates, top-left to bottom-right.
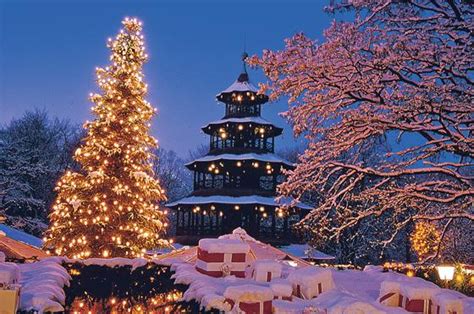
{"left": 436, "top": 264, "right": 455, "bottom": 281}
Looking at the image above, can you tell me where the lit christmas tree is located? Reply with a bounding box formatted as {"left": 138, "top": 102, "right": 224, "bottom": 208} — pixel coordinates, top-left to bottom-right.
{"left": 43, "top": 17, "right": 169, "bottom": 258}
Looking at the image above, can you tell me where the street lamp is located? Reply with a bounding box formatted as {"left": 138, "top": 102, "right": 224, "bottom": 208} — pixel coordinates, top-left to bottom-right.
{"left": 436, "top": 264, "right": 455, "bottom": 287}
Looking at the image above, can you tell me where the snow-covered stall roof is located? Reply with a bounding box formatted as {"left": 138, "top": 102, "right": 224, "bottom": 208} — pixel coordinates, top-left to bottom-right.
{"left": 158, "top": 228, "right": 309, "bottom": 266}
{"left": 0, "top": 224, "right": 43, "bottom": 248}
{"left": 186, "top": 152, "right": 294, "bottom": 167}
{"left": 2, "top": 258, "right": 72, "bottom": 313}
{"left": 0, "top": 227, "right": 47, "bottom": 260}
{"left": 166, "top": 195, "right": 313, "bottom": 210}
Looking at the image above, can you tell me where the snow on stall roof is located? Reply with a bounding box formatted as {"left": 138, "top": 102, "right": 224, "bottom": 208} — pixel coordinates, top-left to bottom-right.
{"left": 280, "top": 243, "right": 335, "bottom": 260}
{"left": 199, "top": 238, "right": 249, "bottom": 254}
{"left": 186, "top": 152, "right": 294, "bottom": 167}
{"left": 18, "top": 258, "right": 72, "bottom": 313}
{"left": 158, "top": 228, "right": 309, "bottom": 269}
{"left": 302, "top": 289, "right": 402, "bottom": 314}
{"left": 166, "top": 195, "right": 313, "bottom": 210}
{"left": 224, "top": 284, "right": 273, "bottom": 302}
{"left": 202, "top": 116, "right": 275, "bottom": 128}
{"left": 0, "top": 224, "right": 43, "bottom": 248}
{"left": 81, "top": 257, "right": 148, "bottom": 270}
{"left": 0, "top": 233, "right": 47, "bottom": 261}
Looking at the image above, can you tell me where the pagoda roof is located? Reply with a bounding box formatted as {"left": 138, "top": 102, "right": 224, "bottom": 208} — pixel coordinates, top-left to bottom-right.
{"left": 166, "top": 195, "right": 313, "bottom": 210}
{"left": 219, "top": 73, "right": 259, "bottom": 94}
{"left": 202, "top": 116, "right": 276, "bottom": 129}
{"left": 186, "top": 153, "right": 294, "bottom": 167}
{"left": 216, "top": 72, "right": 269, "bottom": 105}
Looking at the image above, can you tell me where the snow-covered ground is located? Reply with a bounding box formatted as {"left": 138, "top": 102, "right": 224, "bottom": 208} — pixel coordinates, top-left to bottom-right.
{"left": 163, "top": 229, "right": 474, "bottom": 313}
{"left": 1, "top": 228, "right": 473, "bottom": 313}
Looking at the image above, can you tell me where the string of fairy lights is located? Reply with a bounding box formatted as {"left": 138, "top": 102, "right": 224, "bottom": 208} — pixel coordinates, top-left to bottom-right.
{"left": 43, "top": 17, "right": 170, "bottom": 259}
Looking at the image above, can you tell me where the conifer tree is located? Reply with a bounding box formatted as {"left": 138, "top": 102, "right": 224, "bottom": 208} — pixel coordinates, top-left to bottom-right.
{"left": 43, "top": 17, "right": 168, "bottom": 258}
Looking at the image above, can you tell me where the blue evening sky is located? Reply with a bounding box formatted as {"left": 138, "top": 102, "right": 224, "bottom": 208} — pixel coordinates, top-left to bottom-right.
{"left": 0, "top": 0, "right": 331, "bottom": 157}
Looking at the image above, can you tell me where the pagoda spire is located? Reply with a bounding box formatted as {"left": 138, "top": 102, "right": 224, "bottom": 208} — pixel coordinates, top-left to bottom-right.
{"left": 238, "top": 52, "right": 249, "bottom": 83}
{"left": 242, "top": 51, "right": 249, "bottom": 73}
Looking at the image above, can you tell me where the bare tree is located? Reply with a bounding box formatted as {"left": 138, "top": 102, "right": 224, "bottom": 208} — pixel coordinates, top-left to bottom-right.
{"left": 250, "top": 0, "right": 473, "bottom": 261}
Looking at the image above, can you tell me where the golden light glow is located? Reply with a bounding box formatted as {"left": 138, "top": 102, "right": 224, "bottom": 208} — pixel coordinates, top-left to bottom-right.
{"left": 410, "top": 221, "right": 440, "bottom": 261}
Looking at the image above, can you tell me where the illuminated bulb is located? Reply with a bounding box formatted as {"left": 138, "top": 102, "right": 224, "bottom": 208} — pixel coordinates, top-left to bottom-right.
{"left": 238, "top": 124, "right": 244, "bottom": 130}
{"left": 234, "top": 205, "right": 240, "bottom": 210}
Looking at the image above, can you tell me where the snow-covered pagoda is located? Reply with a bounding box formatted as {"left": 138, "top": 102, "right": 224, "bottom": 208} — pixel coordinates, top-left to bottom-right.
{"left": 167, "top": 54, "right": 311, "bottom": 242}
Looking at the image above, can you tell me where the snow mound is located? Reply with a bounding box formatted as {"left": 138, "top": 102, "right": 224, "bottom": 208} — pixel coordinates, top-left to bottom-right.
{"left": 218, "top": 227, "right": 258, "bottom": 242}
{"left": 18, "top": 258, "right": 71, "bottom": 313}
{"left": 0, "top": 262, "right": 20, "bottom": 284}
{"left": 224, "top": 284, "right": 273, "bottom": 302}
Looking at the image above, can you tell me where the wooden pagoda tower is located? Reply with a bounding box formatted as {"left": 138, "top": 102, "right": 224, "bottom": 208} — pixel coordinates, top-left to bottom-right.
{"left": 167, "top": 54, "right": 311, "bottom": 242}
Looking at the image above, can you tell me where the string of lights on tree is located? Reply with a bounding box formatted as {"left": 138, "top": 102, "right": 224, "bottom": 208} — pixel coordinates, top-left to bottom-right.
{"left": 410, "top": 221, "right": 441, "bottom": 261}
{"left": 43, "top": 17, "right": 169, "bottom": 259}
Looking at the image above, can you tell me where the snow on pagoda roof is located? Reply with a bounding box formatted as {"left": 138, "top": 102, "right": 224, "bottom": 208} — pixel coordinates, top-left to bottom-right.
{"left": 166, "top": 194, "right": 313, "bottom": 210}
{"left": 186, "top": 153, "right": 294, "bottom": 167}
{"left": 218, "top": 77, "right": 259, "bottom": 96}
{"left": 202, "top": 116, "right": 275, "bottom": 129}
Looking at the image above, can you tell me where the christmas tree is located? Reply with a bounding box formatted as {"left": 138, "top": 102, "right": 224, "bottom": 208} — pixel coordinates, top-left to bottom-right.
{"left": 43, "top": 17, "right": 169, "bottom": 259}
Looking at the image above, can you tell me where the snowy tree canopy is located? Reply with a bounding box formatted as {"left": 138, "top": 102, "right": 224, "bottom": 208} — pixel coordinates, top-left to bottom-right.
{"left": 250, "top": 0, "right": 473, "bottom": 255}
{"left": 0, "top": 110, "right": 80, "bottom": 235}
{"left": 153, "top": 147, "right": 192, "bottom": 203}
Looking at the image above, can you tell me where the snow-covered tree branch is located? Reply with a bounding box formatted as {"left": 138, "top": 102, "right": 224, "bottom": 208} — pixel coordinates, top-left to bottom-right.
{"left": 250, "top": 0, "right": 473, "bottom": 256}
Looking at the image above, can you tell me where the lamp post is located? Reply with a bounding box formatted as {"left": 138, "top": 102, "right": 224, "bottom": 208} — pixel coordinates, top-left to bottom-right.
{"left": 436, "top": 264, "right": 455, "bottom": 288}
